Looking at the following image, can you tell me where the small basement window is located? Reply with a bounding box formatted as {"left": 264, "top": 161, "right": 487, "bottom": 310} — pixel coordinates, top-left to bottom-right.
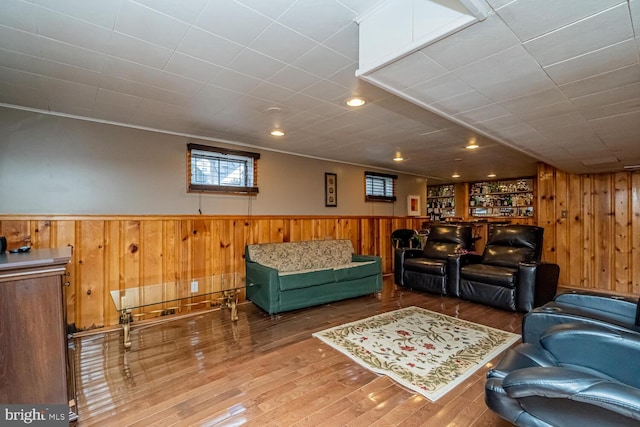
{"left": 188, "top": 143, "right": 259, "bottom": 194}
{"left": 365, "top": 171, "right": 397, "bottom": 202}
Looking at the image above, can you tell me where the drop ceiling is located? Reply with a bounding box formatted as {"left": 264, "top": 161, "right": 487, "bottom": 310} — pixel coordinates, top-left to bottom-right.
{"left": 0, "top": 0, "right": 639, "bottom": 184}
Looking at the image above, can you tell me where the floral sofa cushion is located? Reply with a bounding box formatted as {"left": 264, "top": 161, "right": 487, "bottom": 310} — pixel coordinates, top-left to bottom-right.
{"left": 246, "top": 239, "right": 355, "bottom": 273}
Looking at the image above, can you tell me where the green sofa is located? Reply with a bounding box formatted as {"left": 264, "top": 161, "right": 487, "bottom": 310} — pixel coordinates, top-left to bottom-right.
{"left": 245, "top": 239, "right": 382, "bottom": 314}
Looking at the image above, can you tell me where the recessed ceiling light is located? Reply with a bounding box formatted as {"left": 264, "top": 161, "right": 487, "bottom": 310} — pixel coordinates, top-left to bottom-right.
{"left": 346, "top": 97, "right": 366, "bottom": 107}
{"left": 393, "top": 152, "right": 404, "bottom": 161}
{"left": 270, "top": 129, "right": 285, "bottom": 136}
{"left": 452, "top": 173, "right": 460, "bottom": 178}
{"left": 466, "top": 143, "right": 479, "bottom": 149}
{"left": 487, "top": 173, "right": 496, "bottom": 178}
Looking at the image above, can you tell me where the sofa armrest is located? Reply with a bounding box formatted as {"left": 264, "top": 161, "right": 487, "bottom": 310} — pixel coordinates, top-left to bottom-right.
{"left": 446, "top": 253, "right": 464, "bottom": 297}
{"left": 554, "top": 291, "right": 638, "bottom": 322}
{"left": 245, "top": 261, "right": 281, "bottom": 314}
{"left": 516, "top": 262, "right": 559, "bottom": 312}
{"left": 503, "top": 367, "right": 640, "bottom": 421}
{"left": 352, "top": 254, "right": 381, "bottom": 263}
{"left": 393, "top": 249, "right": 422, "bottom": 286}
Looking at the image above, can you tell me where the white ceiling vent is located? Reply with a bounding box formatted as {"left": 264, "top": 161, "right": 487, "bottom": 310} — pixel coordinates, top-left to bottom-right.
{"left": 356, "top": 0, "right": 491, "bottom": 75}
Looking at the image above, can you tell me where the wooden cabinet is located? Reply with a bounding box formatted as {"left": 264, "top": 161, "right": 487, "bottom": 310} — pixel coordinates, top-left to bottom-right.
{"left": 0, "top": 248, "right": 73, "bottom": 410}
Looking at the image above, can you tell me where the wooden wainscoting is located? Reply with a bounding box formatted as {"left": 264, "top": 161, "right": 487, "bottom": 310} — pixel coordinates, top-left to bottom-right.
{"left": 537, "top": 163, "right": 640, "bottom": 295}
{"left": 0, "top": 215, "right": 423, "bottom": 330}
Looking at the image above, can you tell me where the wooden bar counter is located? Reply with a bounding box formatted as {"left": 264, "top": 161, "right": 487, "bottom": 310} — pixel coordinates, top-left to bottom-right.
{"left": 0, "top": 247, "right": 72, "bottom": 407}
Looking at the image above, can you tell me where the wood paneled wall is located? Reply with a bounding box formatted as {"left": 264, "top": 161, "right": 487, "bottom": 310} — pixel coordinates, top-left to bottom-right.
{"left": 0, "top": 216, "right": 423, "bottom": 329}
{"left": 537, "top": 163, "right": 640, "bottom": 295}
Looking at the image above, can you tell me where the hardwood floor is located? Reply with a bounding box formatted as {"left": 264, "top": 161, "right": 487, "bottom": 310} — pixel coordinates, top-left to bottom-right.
{"left": 73, "top": 277, "right": 521, "bottom": 426}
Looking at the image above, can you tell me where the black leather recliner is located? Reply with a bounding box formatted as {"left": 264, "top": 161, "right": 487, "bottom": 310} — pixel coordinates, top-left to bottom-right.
{"left": 486, "top": 323, "right": 640, "bottom": 427}
{"left": 522, "top": 290, "right": 640, "bottom": 344}
{"left": 459, "top": 225, "right": 559, "bottom": 312}
{"left": 394, "top": 225, "right": 473, "bottom": 296}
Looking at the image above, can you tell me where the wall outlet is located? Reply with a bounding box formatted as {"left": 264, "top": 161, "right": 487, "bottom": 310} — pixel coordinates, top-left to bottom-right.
{"left": 191, "top": 280, "right": 198, "bottom": 293}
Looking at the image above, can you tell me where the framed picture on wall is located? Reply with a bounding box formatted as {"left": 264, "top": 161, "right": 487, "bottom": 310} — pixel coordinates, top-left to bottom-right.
{"left": 408, "top": 195, "right": 420, "bottom": 216}
{"left": 325, "top": 173, "right": 337, "bottom": 207}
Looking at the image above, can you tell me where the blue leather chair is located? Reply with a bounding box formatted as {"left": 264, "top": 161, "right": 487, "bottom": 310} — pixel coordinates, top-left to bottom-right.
{"left": 486, "top": 323, "right": 640, "bottom": 426}
{"left": 522, "top": 290, "right": 640, "bottom": 344}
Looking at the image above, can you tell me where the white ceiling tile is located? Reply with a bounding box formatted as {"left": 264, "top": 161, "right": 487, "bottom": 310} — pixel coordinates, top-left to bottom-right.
{"left": 335, "top": 0, "right": 386, "bottom": 16}
{"left": 578, "top": 97, "right": 640, "bottom": 120}
{"left": 40, "top": 38, "right": 106, "bottom": 73}
{"left": 431, "top": 90, "right": 492, "bottom": 115}
{"left": 485, "top": 0, "right": 514, "bottom": 9}
{"left": 278, "top": 0, "right": 356, "bottom": 43}
{"left": 227, "top": 49, "right": 286, "bottom": 80}
{"left": 301, "top": 80, "right": 347, "bottom": 102}
{"left": 422, "top": 13, "right": 520, "bottom": 70}
{"left": 115, "top": 1, "right": 189, "bottom": 50}
{"left": 496, "top": 0, "right": 623, "bottom": 42}
{"left": 44, "top": 60, "right": 102, "bottom": 87}
{"left": 0, "top": 25, "right": 42, "bottom": 57}
{"left": 33, "top": 0, "right": 121, "bottom": 29}
{"left": 249, "top": 23, "right": 317, "bottom": 64}
{"left": 403, "top": 73, "right": 473, "bottom": 104}
{"left": 453, "top": 45, "right": 554, "bottom": 101}
{"left": 176, "top": 27, "right": 244, "bottom": 67}
{"left": 499, "top": 88, "right": 568, "bottom": 114}
{"left": 473, "top": 114, "right": 524, "bottom": 132}
{"left": 0, "top": 87, "right": 49, "bottom": 109}
{"left": 196, "top": 0, "right": 272, "bottom": 45}
{"left": 559, "top": 64, "right": 640, "bottom": 99}
{"left": 0, "top": 65, "right": 47, "bottom": 91}
{"left": 268, "top": 66, "right": 318, "bottom": 92}
{"left": 632, "top": 0, "right": 640, "bottom": 33}
{"left": 94, "top": 88, "right": 142, "bottom": 112}
{"left": 526, "top": 111, "right": 590, "bottom": 135}
{"left": 102, "top": 57, "right": 157, "bottom": 84}
{"left": 571, "top": 81, "right": 640, "bottom": 109}
{"left": 0, "top": 0, "right": 39, "bottom": 32}
{"left": 236, "top": 0, "right": 297, "bottom": 20}
{"left": 452, "top": 103, "right": 510, "bottom": 124}
{"left": 522, "top": 3, "right": 634, "bottom": 67}
{"left": 516, "top": 101, "right": 577, "bottom": 123}
{"left": 323, "top": 22, "right": 359, "bottom": 61}
{"left": 97, "top": 75, "right": 162, "bottom": 104}
{"left": 109, "top": 32, "right": 173, "bottom": 69}
{"left": 163, "top": 52, "right": 223, "bottom": 83}
{"left": 293, "top": 45, "right": 352, "bottom": 78}
{"left": 153, "top": 72, "right": 203, "bottom": 96}
{"left": 369, "top": 51, "right": 447, "bottom": 90}
{"left": 325, "top": 63, "right": 364, "bottom": 90}
{"left": 46, "top": 78, "right": 98, "bottom": 110}
{"left": 132, "top": 0, "right": 208, "bottom": 24}
{"left": 209, "top": 69, "right": 261, "bottom": 93}
{"left": 186, "top": 84, "right": 244, "bottom": 115}
{"left": 248, "top": 81, "right": 296, "bottom": 103}
{"left": 543, "top": 39, "right": 637, "bottom": 86}
{"left": 31, "top": 5, "right": 112, "bottom": 53}
{"left": 0, "top": 48, "right": 47, "bottom": 75}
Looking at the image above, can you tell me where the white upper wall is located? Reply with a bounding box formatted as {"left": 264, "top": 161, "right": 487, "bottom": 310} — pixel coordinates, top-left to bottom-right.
{"left": 0, "top": 108, "right": 426, "bottom": 216}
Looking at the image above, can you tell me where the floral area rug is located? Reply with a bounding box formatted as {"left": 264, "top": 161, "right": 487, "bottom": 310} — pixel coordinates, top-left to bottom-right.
{"left": 312, "top": 306, "right": 520, "bottom": 401}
